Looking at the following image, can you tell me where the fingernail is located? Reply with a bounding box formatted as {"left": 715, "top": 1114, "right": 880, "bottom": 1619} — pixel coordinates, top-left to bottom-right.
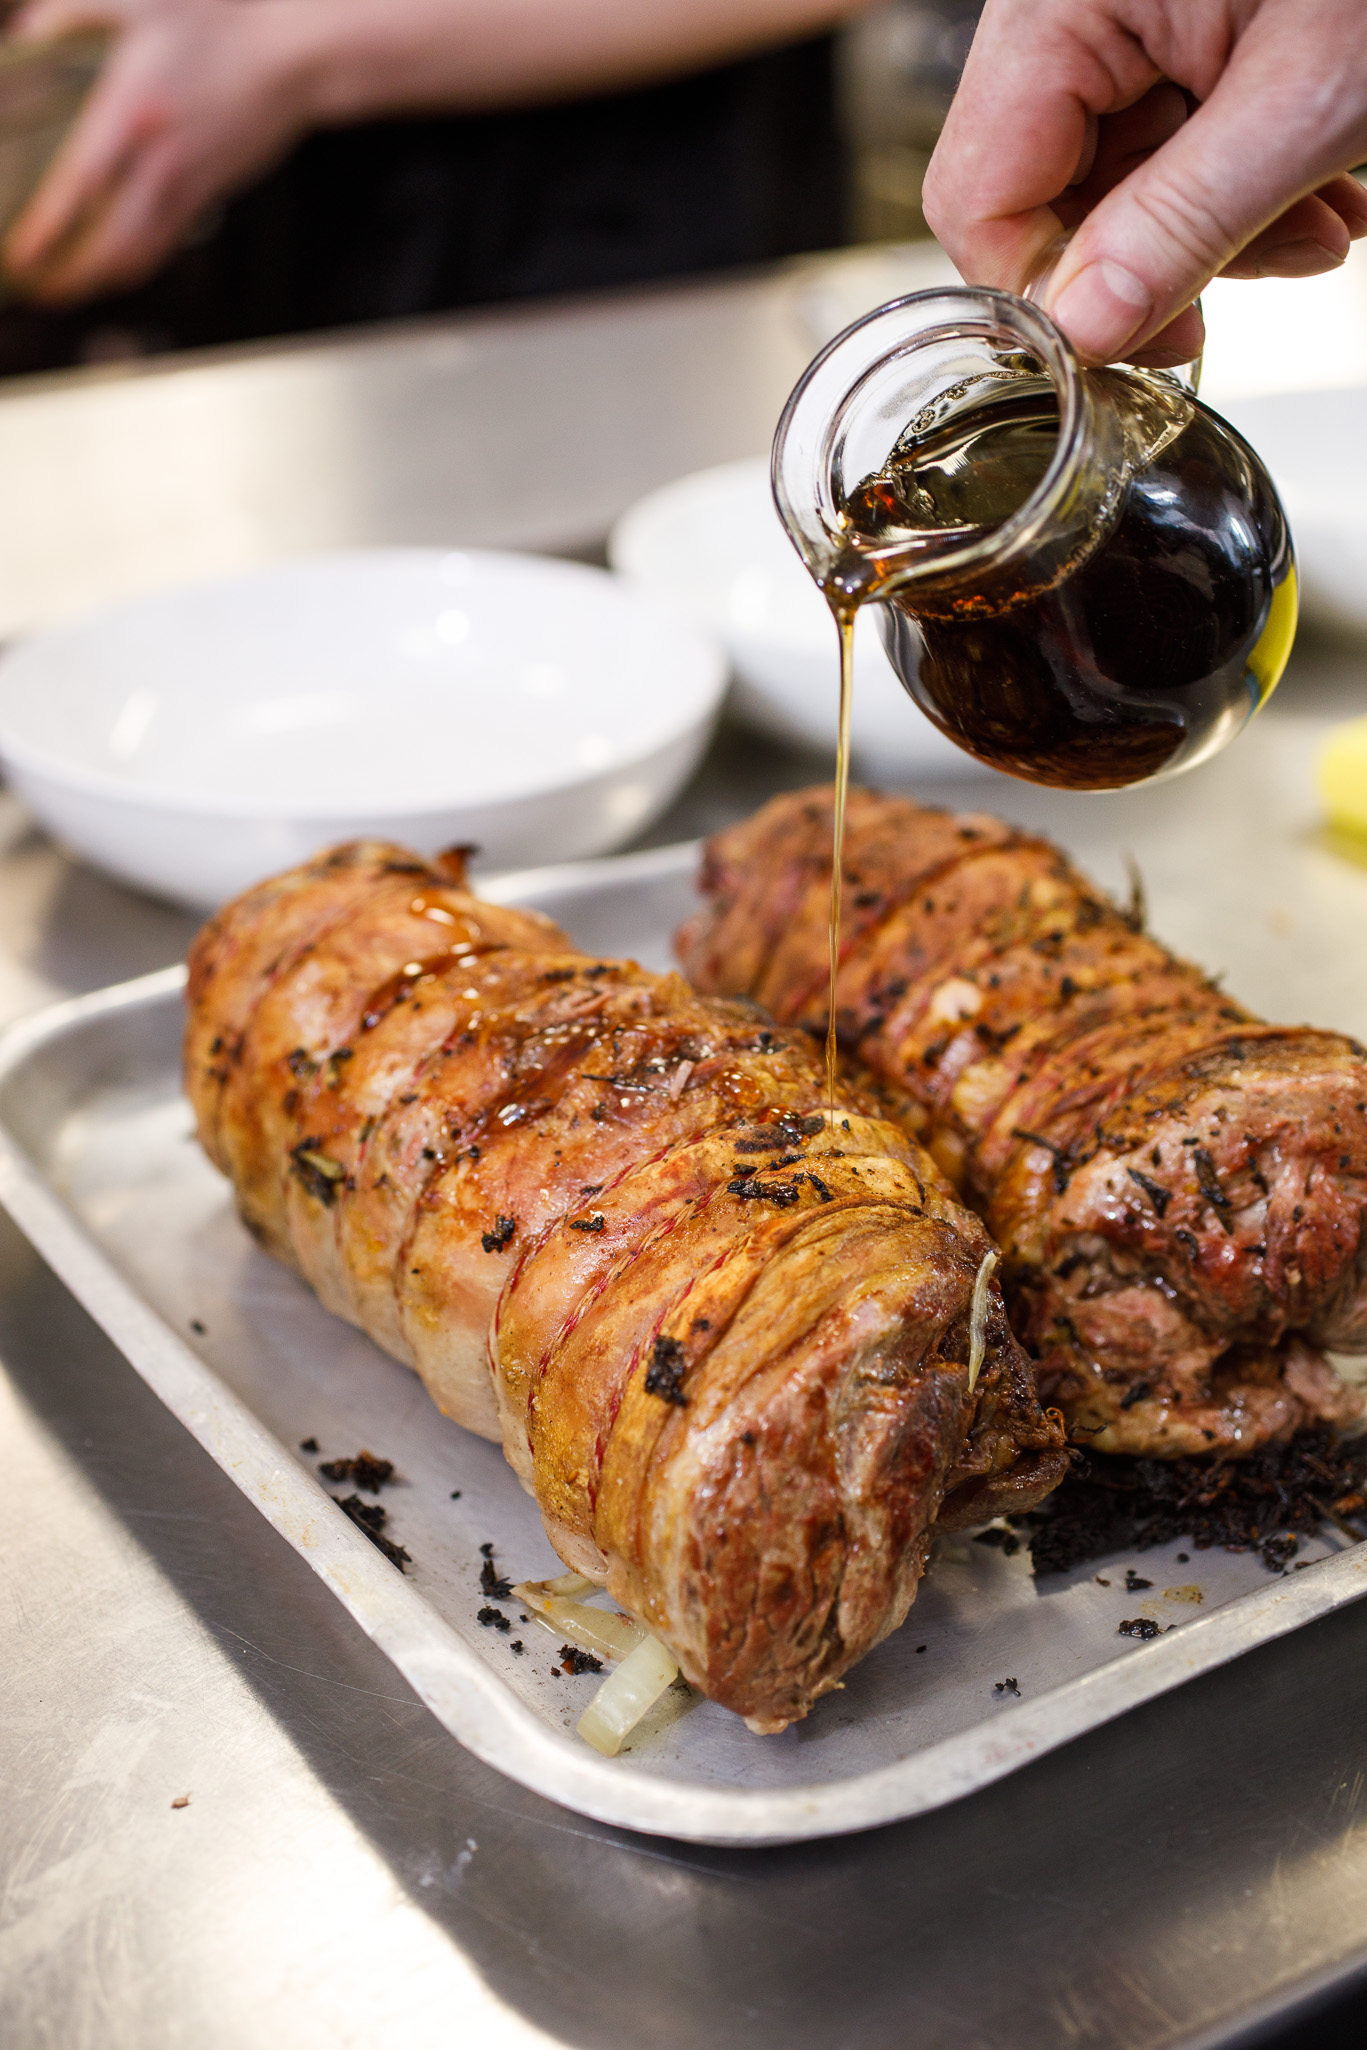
{"left": 1047, "top": 259, "right": 1152, "bottom": 361}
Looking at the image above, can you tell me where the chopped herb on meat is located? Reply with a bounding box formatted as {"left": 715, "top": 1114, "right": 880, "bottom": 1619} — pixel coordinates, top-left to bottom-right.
{"left": 291, "top": 1140, "right": 346, "bottom": 1205}
{"left": 1192, "top": 1146, "right": 1231, "bottom": 1210}
{"left": 481, "top": 1214, "right": 517, "bottom": 1253}
{"left": 1126, "top": 1168, "right": 1170, "bottom": 1218}
{"left": 1013, "top": 1128, "right": 1072, "bottom": 1195}
{"left": 644, "top": 1334, "right": 689, "bottom": 1406}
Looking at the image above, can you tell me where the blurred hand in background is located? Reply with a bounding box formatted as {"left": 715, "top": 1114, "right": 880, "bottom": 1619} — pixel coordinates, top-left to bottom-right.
{"left": 2, "top": 0, "right": 874, "bottom": 304}
{"left": 923, "top": 0, "right": 1367, "bottom": 366}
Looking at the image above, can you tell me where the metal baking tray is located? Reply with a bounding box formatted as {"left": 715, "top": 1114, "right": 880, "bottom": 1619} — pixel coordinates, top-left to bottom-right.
{"left": 2, "top": 839, "right": 1365, "bottom": 1847}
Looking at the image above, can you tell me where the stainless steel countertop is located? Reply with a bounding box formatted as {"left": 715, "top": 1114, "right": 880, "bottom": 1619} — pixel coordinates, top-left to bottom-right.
{"left": 3, "top": 258, "right": 1367, "bottom": 2050}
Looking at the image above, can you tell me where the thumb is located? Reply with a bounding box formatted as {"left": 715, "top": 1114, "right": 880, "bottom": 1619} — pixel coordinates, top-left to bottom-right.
{"left": 1043, "top": 33, "right": 1367, "bottom": 361}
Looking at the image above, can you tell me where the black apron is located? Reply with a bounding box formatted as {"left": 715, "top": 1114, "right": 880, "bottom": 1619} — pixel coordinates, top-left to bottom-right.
{"left": 0, "top": 35, "right": 845, "bottom": 375}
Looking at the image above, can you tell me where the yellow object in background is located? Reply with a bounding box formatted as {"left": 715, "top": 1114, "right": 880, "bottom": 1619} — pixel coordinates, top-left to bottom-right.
{"left": 1320, "top": 714, "right": 1367, "bottom": 842}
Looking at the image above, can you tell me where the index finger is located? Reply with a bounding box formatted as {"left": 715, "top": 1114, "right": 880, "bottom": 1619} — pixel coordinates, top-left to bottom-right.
{"left": 922, "top": 0, "right": 1165, "bottom": 290}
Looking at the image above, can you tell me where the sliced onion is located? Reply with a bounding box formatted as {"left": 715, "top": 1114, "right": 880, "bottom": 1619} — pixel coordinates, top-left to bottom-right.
{"left": 967, "top": 1249, "right": 998, "bottom": 1393}
{"left": 578, "top": 1634, "right": 681, "bottom": 1757}
{"left": 513, "top": 1576, "right": 645, "bottom": 1662}
{"left": 515, "top": 1571, "right": 597, "bottom": 1605}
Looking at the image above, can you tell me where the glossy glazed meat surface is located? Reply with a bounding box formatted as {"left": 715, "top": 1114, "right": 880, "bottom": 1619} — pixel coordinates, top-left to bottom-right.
{"left": 185, "top": 839, "right": 1067, "bottom": 1731}
{"left": 678, "top": 788, "right": 1367, "bottom": 1458}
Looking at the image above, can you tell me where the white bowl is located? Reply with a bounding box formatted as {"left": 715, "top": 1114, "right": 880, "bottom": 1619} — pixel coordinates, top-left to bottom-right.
{"left": 0, "top": 548, "right": 726, "bottom": 909}
{"left": 608, "top": 458, "right": 974, "bottom": 778}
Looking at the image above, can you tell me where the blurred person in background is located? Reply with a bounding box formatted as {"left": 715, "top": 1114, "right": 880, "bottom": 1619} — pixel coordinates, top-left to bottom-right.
{"left": 0, "top": 0, "right": 878, "bottom": 371}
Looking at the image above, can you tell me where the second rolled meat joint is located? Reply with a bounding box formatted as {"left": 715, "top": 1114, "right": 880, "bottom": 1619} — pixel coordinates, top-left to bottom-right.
{"left": 678, "top": 788, "right": 1367, "bottom": 1458}
{"left": 184, "top": 840, "right": 1066, "bottom": 1730}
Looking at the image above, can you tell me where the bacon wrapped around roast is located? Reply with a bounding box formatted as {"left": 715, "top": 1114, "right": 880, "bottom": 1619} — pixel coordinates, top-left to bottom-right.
{"left": 184, "top": 838, "right": 1066, "bottom": 1731}
{"left": 677, "top": 787, "right": 1367, "bottom": 1460}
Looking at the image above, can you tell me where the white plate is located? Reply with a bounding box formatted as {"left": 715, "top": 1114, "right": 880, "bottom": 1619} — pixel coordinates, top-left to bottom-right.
{"left": 1222, "top": 387, "right": 1367, "bottom": 636}
{"left": 0, "top": 548, "right": 726, "bottom": 909}
{"left": 609, "top": 457, "right": 974, "bottom": 778}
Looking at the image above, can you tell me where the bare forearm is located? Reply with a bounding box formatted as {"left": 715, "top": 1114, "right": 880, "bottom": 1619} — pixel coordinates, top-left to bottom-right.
{"left": 272, "top": 0, "right": 871, "bottom": 127}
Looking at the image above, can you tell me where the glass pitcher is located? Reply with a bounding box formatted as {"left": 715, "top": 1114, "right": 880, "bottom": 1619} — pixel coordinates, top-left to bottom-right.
{"left": 771, "top": 286, "right": 1296, "bottom": 790}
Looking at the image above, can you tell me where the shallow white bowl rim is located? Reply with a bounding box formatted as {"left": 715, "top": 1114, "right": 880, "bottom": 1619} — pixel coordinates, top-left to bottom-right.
{"left": 0, "top": 547, "right": 726, "bottom": 821}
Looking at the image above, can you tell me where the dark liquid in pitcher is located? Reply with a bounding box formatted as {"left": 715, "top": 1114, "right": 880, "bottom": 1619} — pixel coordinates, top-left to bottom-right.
{"left": 832, "top": 382, "right": 1295, "bottom": 790}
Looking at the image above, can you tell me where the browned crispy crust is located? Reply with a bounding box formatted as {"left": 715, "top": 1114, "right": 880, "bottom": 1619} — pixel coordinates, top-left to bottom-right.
{"left": 677, "top": 787, "right": 1367, "bottom": 1459}
{"left": 185, "top": 838, "right": 1067, "bottom": 1730}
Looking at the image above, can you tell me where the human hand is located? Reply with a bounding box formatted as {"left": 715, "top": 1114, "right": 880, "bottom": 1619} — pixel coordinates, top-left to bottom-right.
{"left": 922, "top": 0, "right": 1367, "bottom": 366}
{"left": 2, "top": 0, "right": 314, "bottom": 303}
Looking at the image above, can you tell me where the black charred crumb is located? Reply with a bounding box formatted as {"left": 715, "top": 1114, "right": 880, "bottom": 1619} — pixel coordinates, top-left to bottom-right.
{"left": 541, "top": 967, "right": 578, "bottom": 983}
{"left": 727, "top": 1177, "right": 802, "bottom": 1206}
{"left": 190, "top": 1318, "right": 207, "bottom": 1336}
{"left": 806, "top": 1172, "right": 835, "bottom": 1203}
{"left": 1176, "top": 1552, "right": 1189, "bottom": 1563}
{"left": 449, "top": 1489, "right": 462, "bottom": 1500}
{"left": 569, "top": 1214, "right": 606, "bottom": 1233}
{"left": 559, "top": 1645, "right": 603, "bottom": 1675}
{"left": 1118, "top": 1381, "right": 1152, "bottom": 1412}
{"left": 299, "top": 1436, "right": 319, "bottom": 1453}
{"left": 333, "top": 1493, "right": 411, "bottom": 1571}
{"left": 1127, "top": 1168, "right": 1171, "bottom": 1218}
{"left": 1019, "top": 1427, "right": 1366, "bottom": 1577}
{"left": 290, "top": 1139, "right": 346, "bottom": 1205}
{"left": 481, "top": 1214, "right": 517, "bottom": 1254}
{"left": 914, "top": 1644, "right": 927, "bottom": 1654}
{"left": 993, "top": 1677, "right": 1021, "bottom": 1696}
{"left": 974, "top": 1526, "right": 1020, "bottom": 1556}
{"left": 511, "top": 1640, "right": 525, "bottom": 1655}
{"left": 644, "top": 1335, "right": 689, "bottom": 1406}
{"left": 285, "top": 1047, "right": 317, "bottom": 1079}
{"left": 1124, "top": 1569, "right": 1153, "bottom": 1592}
{"left": 479, "top": 1548, "right": 514, "bottom": 1601}
{"left": 1118, "top": 1618, "right": 1161, "bottom": 1640}
{"left": 580, "top": 1183, "right": 603, "bottom": 1196}
{"left": 319, "top": 1449, "right": 395, "bottom": 1492}
{"left": 477, "top": 1605, "right": 511, "bottom": 1632}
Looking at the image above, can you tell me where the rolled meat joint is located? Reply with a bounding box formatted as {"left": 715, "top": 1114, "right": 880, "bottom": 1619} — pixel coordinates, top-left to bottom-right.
{"left": 677, "top": 788, "right": 1367, "bottom": 1460}
{"left": 185, "top": 838, "right": 1067, "bottom": 1731}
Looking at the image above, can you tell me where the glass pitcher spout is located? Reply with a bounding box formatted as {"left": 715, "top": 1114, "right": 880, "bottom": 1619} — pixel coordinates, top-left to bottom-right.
{"left": 772, "top": 286, "right": 1296, "bottom": 791}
